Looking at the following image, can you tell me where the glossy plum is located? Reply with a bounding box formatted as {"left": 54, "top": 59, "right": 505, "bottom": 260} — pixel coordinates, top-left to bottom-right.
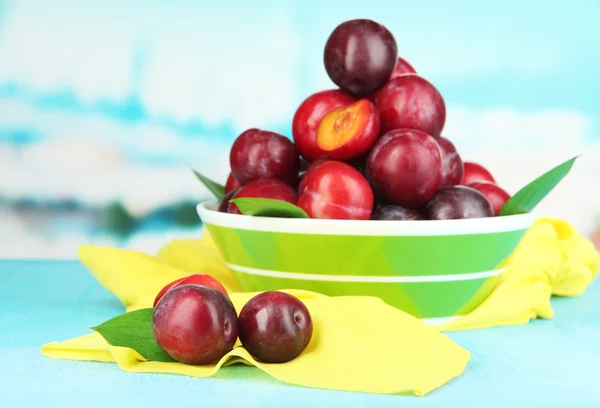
{"left": 373, "top": 74, "right": 446, "bottom": 137}
{"left": 152, "top": 285, "right": 238, "bottom": 365}
{"left": 461, "top": 162, "right": 496, "bottom": 185}
{"left": 316, "top": 99, "right": 381, "bottom": 161}
{"left": 153, "top": 274, "right": 229, "bottom": 307}
{"left": 292, "top": 90, "right": 356, "bottom": 162}
{"left": 228, "top": 179, "right": 298, "bottom": 215}
{"left": 297, "top": 160, "right": 374, "bottom": 220}
{"left": 371, "top": 204, "right": 425, "bottom": 220}
{"left": 424, "top": 186, "right": 494, "bottom": 220}
{"left": 366, "top": 129, "right": 443, "bottom": 207}
{"left": 324, "top": 19, "right": 397, "bottom": 97}
{"left": 469, "top": 181, "right": 511, "bottom": 216}
{"left": 230, "top": 129, "right": 299, "bottom": 186}
{"left": 437, "top": 137, "right": 464, "bottom": 187}
{"left": 238, "top": 291, "right": 313, "bottom": 364}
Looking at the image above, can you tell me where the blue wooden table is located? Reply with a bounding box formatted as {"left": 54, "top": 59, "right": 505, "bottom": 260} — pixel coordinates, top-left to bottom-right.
{"left": 2, "top": 260, "right": 599, "bottom": 407}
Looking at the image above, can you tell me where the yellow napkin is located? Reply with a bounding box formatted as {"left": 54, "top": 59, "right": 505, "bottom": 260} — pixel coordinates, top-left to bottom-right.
{"left": 41, "top": 216, "right": 599, "bottom": 396}
{"left": 439, "top": 217, "right": 599, "bottom": 331}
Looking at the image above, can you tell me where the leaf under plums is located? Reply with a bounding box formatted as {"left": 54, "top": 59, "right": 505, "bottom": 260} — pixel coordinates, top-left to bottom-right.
{"left": 191, "top": 167, "right": 226, "bottom": 201}
{"left": 498, "top": 156, "right": 578, "bottom": 216}
{"left": 230, "top": 198, "right": 310, "bottom": 218}
{"left": 91, "top": 308, "right": 176, "bottom": 363}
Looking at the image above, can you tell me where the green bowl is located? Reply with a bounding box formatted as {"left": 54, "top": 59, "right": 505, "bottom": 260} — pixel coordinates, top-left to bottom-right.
{"left": 197, "top": 201, "right": 535, "bottom": 325}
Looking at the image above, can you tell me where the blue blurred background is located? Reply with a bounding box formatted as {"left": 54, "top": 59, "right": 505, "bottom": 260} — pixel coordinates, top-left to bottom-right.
{"left": 0, "top": 0, "right": 599, "bottom": 258}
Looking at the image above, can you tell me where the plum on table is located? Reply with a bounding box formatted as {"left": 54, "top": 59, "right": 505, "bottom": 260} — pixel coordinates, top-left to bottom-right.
{"left": 238, "top": 291, "right": 313, "bottom": 364}
{"left": 153, "top": 285, "right": 238, "bottom": 365}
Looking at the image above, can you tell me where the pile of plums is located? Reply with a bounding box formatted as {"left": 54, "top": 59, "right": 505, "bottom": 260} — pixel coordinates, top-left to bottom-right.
{"left": 153, "top": 274, "right": 313, "bottom": 365}
{"left": 220, "top": 18, "right": 511, "bottom": 221}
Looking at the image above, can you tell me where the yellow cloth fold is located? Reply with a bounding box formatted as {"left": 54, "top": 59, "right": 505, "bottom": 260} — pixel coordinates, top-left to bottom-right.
{"left": 41, "top": 216, "right": 599, "bottom": 396}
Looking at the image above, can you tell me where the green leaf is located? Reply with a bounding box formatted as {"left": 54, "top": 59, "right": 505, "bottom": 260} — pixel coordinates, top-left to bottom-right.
{"left": 191, "top": 167, "right": 226, "bottom": 201}
{"left": 230, "top": 197, "right": 310, "bottom": 218}
{"left": 91, "top": 308, "right": 175, "bottom": 363}
{"left": 498, "top": 156, "right": 578, "bottom": 216}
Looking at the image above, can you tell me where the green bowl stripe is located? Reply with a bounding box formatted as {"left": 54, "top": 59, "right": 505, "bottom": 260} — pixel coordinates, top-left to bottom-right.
{"left": 225, "top": 263, "right": 505, "bottom": 282}
{"left": 230, "top": 270, "right": 494, "bottom": 319}
{"left": 207, "top": 224, "right": 528, "bottom": 276}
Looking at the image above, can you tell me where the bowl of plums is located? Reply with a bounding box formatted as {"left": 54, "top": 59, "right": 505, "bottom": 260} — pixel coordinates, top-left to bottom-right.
{"left": 196, "top": 18, "right": 570, "bottom": 324}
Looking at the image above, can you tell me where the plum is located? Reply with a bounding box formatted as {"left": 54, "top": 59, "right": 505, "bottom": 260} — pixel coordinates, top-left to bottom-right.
{"left": 152, "top": 285, "right": 238, "bottom": 365}
{"left": 297, "top": 160, "right": 374, "bottom": 220}
{"left": 324, "top": 19, "right": 397, "bottom": 97}
{"left": 230, "top": 129, "right": 299, "bottom": 186}
{"left": 366, "top": 129, "right": 443, "bottom": 207}
{"left": 372, "top": 74, "right": 446, "bottom": 138}
{"left": 292, "top": 90, "right": 355, "bottom": 162}
{"left": 371, "top": 204, "right": 425, "bottom": 220}
{"left": 238, "top": 291, "right": 312, "bottom": 364}
{"left": 424, "top": 186, "right": 494, "bottom": 220}
{"left": 461, "top": 162, "right": 496, "bottom": 185}
{"left": 316, "top": 99, "right": 381, "bottom": 161}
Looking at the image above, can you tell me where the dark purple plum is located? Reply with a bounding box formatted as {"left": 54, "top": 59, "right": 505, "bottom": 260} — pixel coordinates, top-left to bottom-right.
{"left": 424, "top": 186, "right": 494, "bottom": 220}
{"left": 324, "top": 19, "right": 397, "bottom": 97}
{"left": 371, "top": 204, "right": 425, "bottom": 220}
{"left": 469, "top": 181, "right": 511, "bottom": 216}
{"left": 230, "top": 129, "right": 300, "bottom": 186}
{"left": 238, "top": 291, "right": 313, "bottom": 364}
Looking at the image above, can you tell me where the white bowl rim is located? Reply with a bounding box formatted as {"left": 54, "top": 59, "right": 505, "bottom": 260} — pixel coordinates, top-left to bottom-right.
{"left": 197, "top": 201, "right": 537, "bottom": 236}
